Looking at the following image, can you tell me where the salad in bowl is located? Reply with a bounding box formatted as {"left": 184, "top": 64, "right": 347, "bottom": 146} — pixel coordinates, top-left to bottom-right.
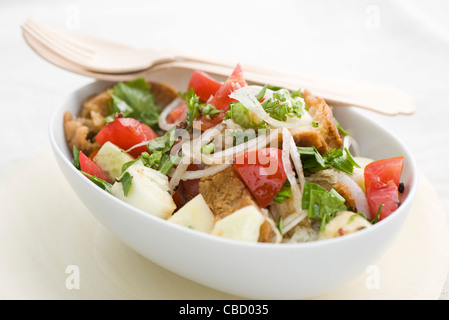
{"left": 62, "top": 64, "right": 407, "bottom": 245}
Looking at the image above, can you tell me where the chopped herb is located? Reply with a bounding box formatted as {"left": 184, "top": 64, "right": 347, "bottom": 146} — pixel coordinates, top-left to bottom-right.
{"left": 334, "top": 117, "right": 351, "bottom": 137}
{"left": 302, "top": 182, "right": 347, "bottom": 231}
{"left": 290, "top": 89, "right": 303, "bottom": 99}
{"left": 122, "top": 150, "right": 179, "bottom": 176}
{"left": 226, "top": 129, "right": 258, "bottom": 146}
{"left": 106, "top": 78, "right": 161, "bottom": 130}
{"left": 297, "top": 146, "right": 326, "bottom": 168}
{"left": 118, "top": 172, "right": 133, "bottom": 196}
{"left": 226, "top": 102, "right": 264, "bottom": 129}
{"left": 141, "top": 151, "right": 163, "bottom": 170}
{"left": 273, "top": 181, "right": 292, "bottom": 204}
{"left": 121, "top": 158, "right": 138, "bottom": 174}
{"left": 371, "top": 204, "right": 384, "bottom": 224}
{"left": 158, "top": 153, "right": 182, "bottom": 175}
{"left": 277, "top": 216, "right": 284, "bottom": 235}
{"left": 348, "top": 212, "right": 368, "bottom": 223}
{"left": 201, "top": 143, "right": 215, "bottom": 155}
{"left": 147, "top": 126, "right": 177, "bottom": 154}
{"left": 72, "top": 145, "right": 80, "bottom": 170}
{"left": 312, "top": 121, "right": 319, "bottom": 128}
{"left": 298, "top": 147, "right": 360, "bottom": 176}
{"left": 261, "top": 88, "right": 306, "bottom": 121}
{"left": 184, "top": 88, "right": 202, "bottom": 130}
{"left": 256, "top": 84, "right": 269, "bottom": 101}
{"left": 201, "top": 104, "right": 223, "bottom": 116}
{"left": 81, "top": 171, "right": 112, "bottom": 193}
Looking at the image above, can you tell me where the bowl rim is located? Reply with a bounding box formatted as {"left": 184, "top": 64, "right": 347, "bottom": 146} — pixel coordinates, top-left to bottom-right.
{"left": 49, "top": 79, "right": 419, "bottom": 251}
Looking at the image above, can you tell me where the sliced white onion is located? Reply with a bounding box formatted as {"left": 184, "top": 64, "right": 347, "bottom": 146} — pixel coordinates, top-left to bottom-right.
{"left": 125, "top": 140, "right": 151, "bottom": 155}
{"left": 183, "top": 128, "right": 279, "bottom": 165}
{"left": 280, "top": 127, "right": 307, "bottom": 234}
{"left": 282, "top": 212, "right": 307, "bottom": 235}
{"left": 158, "top": 98, "right": 184, "bottom": 131}
{"left": 230, "top": 86, "right": 304, "bottom": 129}
{"left": 181, "top": 163, "right": 231, "bottom": 180}
{"left": 168, "top": 156, "right": 191, "bottom": 193}
{"left": 335, "top": 172, "right": 370, "bottom": 217}
{"left": 284, "top": 129, "right": 305, "bottom": 192}
{"left": 343, "top": 135, "right": 360, "bottom": 157}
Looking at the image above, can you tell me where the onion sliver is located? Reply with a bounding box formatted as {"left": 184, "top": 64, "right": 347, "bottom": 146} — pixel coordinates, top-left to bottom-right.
{"left": 335, "top": 172, "right": 370, "bottom": 216}
{"left": 158, "top": 98, "right": 184, "bottom": 131}
{"left": 126, "top": 140, "right": 151, "bottom": 154}
{"left": 284, "top": 129, "right": 305, "bottom": 192}
{"left": 281, "top": 127, "right": 306, "bottom": 233}
{"left": 168, "top": 156, "right": 191, "bottom": 193}
{"left": 282, "top": 212, "right": 307, "bottom": 235}
{"left": 181, "top": 164, "right": 231, "bottom": 180}
{"left": 183, "top": 128, "right": 279, "bottom": 165}
{"left": 343, "top": 135, "right": 360, "bottom": 157}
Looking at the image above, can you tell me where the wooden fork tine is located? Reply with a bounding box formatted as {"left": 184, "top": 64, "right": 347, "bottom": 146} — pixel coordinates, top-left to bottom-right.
{"left": 22, "top": 22, "right": 90, "bottom": 67}
{"left": 25, "top": 19, "right": 94, "bottom": 56}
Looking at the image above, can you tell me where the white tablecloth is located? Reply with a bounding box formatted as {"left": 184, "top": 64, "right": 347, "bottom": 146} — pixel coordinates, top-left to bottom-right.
{"left": 1, "top": 0, "right": 448, "bottom": 299}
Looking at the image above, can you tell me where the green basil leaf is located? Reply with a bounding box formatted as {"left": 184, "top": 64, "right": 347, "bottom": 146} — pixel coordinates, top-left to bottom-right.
{"left": 107, "top": 78, "right": 161, "bottom": 130}
{"left": 80, "top": 171, "right": 112, "bottom": 193}
{"left": 119, "top": 172, "right": 133, "bottom": 197}
{"left": 72, "top": 145, "right": 80, "bottom": 170}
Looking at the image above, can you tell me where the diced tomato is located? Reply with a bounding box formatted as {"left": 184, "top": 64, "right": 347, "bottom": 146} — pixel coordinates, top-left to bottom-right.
{"left": 233, "top": 148, "right": 287, "bottom": 208}
{"left": 364, "top": 157, "right": 404, "bottom": 221}
{"left": 167, "top": 101, "right": 187, "bottom": 124}
{"left": 95, "top": 117, "right": 158, "bottom": 158}
{"left": 79, "top": 151, "right": 113, "bottom": 183}
{"left": 188, "top": 70, "right": 222, "bottom": 102}
{"left": 172, "top": 164, "right": 200, "bottom": 209}
{"left": 198, "top": 64, "right": 248, "bottom": 130}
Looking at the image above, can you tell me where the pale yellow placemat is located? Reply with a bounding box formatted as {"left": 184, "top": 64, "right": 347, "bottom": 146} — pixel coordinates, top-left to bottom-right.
{"left": 0, "top": 151, "right": 448, "bottom": 300}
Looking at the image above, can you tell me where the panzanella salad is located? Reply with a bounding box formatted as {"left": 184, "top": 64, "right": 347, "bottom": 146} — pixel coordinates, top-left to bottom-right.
{"left": 64, "top": 65, "right": 406, "bottom": 243}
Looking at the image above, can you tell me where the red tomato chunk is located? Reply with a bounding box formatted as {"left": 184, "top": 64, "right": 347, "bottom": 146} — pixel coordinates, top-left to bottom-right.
{"left": 364, "top": 156, "right": 404, "bottom": 221}
{"left": 95, "top": 117, "right": 158, "bottom": 158}
{"left": 79, "top": 151, "right": 113, "bottom": 183}
{"left": 234, "top": 148, "right": 287, "bottom": 208}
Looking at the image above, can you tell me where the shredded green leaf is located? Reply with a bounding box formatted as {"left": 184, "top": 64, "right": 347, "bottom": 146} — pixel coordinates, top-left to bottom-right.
{"left": 371, "top": 203, "right": 384, "bottom": 224}
{"left": 141, "top": 151, "right": 163, "bottom": 170}
{"left": 298, "top": 147, "right": 360, "bottom": 176}
{"left": 147, "top": 127, "right": 176, "bottom": 154}
{"left": 119, "top": 172, "right": 133, "bottom": 197}
{"left": 80, "top": 171, "right": 112, "bottom": 193}
{"left": 226, "top": 102, "right": 264, "bottom": 129}
{"left": 302, "top": 182, "right": 347, "bottom": 231}
{"left": 106, "top": 78, "right": 161, "bottom": 130}
{"left": 256, "top": 84, "right": 269, "bottom": 101}
{"left": 261, "top": 88, "right": 306, "bottom": 121}
{"left": 158, "top": 153, "right": 182, "bottom": 175}
{"left": 277, "top": 216, "right": 284, "bottom": 235}
{"left": 72, "top": 145, "right": 80, "bottom": 170}
{"left": 226, "top": 129, "right": 258, "bottom": 147}
{"left": 273, "top": 181, "right": 292, "bottom": 204}
{"left": 201, "top": 143, "right": 215, "bottom": 155}
{"left": 183, "top": 88, "right": 202, "bottom": 130}
{"left": 334, "top": 117, "right": 351, "bottom": 137}
{"left": 201, "top": 104, "right": 223, "bottom": 116}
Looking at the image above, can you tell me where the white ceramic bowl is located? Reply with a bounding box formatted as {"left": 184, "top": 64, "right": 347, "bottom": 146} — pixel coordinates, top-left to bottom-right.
{"left": 49, "top": 68, "right": 418, "bottom": 299}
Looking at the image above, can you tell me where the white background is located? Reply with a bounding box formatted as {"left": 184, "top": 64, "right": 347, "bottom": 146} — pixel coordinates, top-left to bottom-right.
{"left": 1, "top": 0, "right": 448, "bottom": 297}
